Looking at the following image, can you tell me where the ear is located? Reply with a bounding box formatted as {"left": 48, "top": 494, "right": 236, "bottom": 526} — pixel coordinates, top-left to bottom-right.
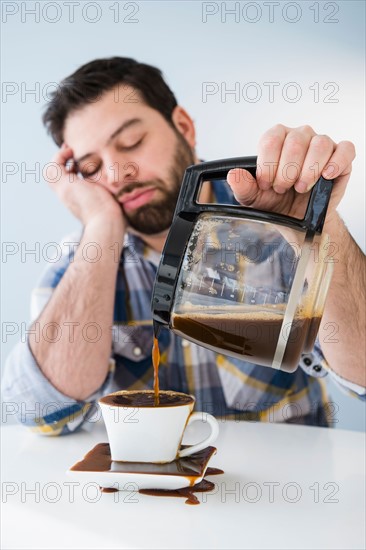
{"left": 171, "top": 106, "right": 196, "bottom": 148}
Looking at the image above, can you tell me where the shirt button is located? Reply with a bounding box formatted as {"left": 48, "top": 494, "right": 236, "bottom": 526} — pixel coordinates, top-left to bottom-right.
{"left": 133, "top": 346, "right": 142, "bottom": 357}
{"left": 181, "top": 339, "right": 190, "bottom": 348}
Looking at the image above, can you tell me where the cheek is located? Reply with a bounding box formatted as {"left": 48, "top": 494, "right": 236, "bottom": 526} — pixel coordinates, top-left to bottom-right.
{"left": 133, "top": 139, "right": 177, "bottom": 183}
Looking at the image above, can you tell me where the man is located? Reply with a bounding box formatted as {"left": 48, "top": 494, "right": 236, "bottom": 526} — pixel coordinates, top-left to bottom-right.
{"left": 3, "top": 57, "right": 365, "bottom": 435}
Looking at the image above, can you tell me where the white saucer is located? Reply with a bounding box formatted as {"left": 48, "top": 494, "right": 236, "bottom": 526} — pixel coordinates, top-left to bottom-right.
{"left": 67, "top": 443, "right": 217, "bottom": 491}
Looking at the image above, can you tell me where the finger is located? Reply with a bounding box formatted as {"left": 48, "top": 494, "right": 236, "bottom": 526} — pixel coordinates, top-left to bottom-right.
{"left": 320, "top": 140, "right": 356, "bottom": 180}
{"left": 294, "top": 135, "right": 335, "bottom": 193}
{"left": 227, "top": 168, "right": 259, "bottom": 206}
{"left": 51, "top": 143, "right": 73, "bottom": 166}
{"left": 44, "top": 144, "right": 76, "bottom": 187}
{"left": 256, "top": 124, "right": 288, "bottom": 190}
{"left": 272, "top": 126, "right": 315, "bottom": 194}
{"left": 53, "top": 144, "right": 77, "bottom": 176}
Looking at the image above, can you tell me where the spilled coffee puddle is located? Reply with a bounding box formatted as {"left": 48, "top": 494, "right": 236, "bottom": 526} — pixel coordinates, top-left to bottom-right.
{"left": 138, "top": 467, "right": 224, "bottom": 505}
{"left": 73, "top": 444, "right": 224, "bottom": 505}
{"left": 100, "top": 466, "right": 224, "bottom": 505}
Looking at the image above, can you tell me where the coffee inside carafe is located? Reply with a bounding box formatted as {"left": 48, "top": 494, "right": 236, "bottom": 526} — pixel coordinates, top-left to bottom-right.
{"left": 172, "top": 306, "right": 321, "bottom": 371}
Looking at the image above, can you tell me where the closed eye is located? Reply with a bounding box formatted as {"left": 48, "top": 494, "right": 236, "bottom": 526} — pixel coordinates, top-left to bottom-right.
{"left": 78, "top": 164, "right": 101, "bottom": 179}
{"left": 117, "top": 137, "right": 144, "bottom": 151}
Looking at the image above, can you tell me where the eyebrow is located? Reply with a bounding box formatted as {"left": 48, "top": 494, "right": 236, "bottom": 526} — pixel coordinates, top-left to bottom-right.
{"left": 74, "top": 118, "right": 142, "bottom": 163}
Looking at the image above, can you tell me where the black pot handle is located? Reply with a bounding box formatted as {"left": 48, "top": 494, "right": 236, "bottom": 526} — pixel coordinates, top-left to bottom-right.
{"left": 176, "top": 156, "right": 333, "bottom": 233}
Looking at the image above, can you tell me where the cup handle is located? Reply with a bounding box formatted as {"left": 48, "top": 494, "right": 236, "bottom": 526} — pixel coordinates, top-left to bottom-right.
{"left": 177, "top": 412, "right": 219, "bottom": 458}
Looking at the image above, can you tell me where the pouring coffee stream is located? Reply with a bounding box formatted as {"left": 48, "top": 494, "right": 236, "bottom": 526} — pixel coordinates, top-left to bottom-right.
{"left": 152, "top": 333, "right": 160, "bottom": 406}
{"left": 151, "top": 156, "right": 334, "bottom": 373}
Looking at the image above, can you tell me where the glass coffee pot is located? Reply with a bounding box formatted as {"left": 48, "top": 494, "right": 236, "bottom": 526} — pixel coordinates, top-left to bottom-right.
{"left": 151, "top": 157, "right": 334, "bottom": 373}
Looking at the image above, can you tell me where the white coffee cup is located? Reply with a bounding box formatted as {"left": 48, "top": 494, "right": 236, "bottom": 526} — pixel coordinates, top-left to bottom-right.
{"left": 99, "top": 390, "right": 219, "bottom": 463}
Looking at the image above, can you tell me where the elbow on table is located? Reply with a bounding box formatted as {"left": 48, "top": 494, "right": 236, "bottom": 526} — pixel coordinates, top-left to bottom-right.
{"left": 1, "top": 387, "right": 94, "bottom": 436}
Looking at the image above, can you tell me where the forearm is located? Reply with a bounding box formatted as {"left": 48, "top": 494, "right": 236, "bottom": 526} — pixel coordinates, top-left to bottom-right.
{"left": 318, "top": 213, "right": 366, "bottom": 386}
{"left": 29, "top": 219, "right": 125, "bottom": 400}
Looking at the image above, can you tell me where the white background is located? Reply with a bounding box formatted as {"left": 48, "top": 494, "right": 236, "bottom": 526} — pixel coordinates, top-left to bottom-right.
{"left": 1, "top": 0, "right": 365, "bottom": 430}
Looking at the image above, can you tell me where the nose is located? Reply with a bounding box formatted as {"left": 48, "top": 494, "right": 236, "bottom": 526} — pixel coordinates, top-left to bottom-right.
{"left": 103, "top": 158, "right": 139, "bottom": 195}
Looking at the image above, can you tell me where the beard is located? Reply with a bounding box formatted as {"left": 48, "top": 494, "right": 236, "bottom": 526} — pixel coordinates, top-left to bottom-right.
{"left": 119, "top": 131, "right": 195, "bottom": 235}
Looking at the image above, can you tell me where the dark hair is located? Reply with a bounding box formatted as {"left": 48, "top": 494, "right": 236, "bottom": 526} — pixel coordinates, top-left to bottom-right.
{"left": 42, "top": 57, "right": 178, "bottom": 146}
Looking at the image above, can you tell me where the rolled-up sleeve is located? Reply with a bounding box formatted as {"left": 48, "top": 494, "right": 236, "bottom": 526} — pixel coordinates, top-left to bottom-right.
{"left": 2, "top": 343, "right": 115, "bottom": 435}
{"left": 1, "top": 231, "right": 116, "bottom": 435}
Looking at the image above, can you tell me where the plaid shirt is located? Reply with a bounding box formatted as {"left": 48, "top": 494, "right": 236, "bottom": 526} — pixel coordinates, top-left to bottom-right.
{"left": 3, "top": 182, "right": 365, "bottom": 435}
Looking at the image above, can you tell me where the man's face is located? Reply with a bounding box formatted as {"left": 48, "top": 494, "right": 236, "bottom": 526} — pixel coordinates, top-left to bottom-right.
{"left": 63, "top": 85, "right": 196, "bottom": 234}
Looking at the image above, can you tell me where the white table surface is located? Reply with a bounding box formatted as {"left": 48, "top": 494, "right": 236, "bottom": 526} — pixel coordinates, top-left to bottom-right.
{"left": 1, "top": 419, "right": 365, "bottom": 550}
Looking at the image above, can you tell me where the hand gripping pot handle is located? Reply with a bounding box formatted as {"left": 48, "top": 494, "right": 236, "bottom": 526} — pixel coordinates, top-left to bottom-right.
{"left": 176, "top": 156, "right": 333, "bottom": 234}
{"left": 177, "top": 412, "right": 219, "bottom": 458}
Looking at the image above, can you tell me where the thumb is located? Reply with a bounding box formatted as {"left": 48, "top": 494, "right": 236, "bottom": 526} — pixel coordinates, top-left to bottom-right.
{"left": 227, "top": 168, "right": 259, "bottom": 206}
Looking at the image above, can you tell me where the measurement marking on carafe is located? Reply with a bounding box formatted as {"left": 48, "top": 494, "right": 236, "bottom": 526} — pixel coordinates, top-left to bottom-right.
{"left": 209, "top": 279, "right": 217, "bottom": 295}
